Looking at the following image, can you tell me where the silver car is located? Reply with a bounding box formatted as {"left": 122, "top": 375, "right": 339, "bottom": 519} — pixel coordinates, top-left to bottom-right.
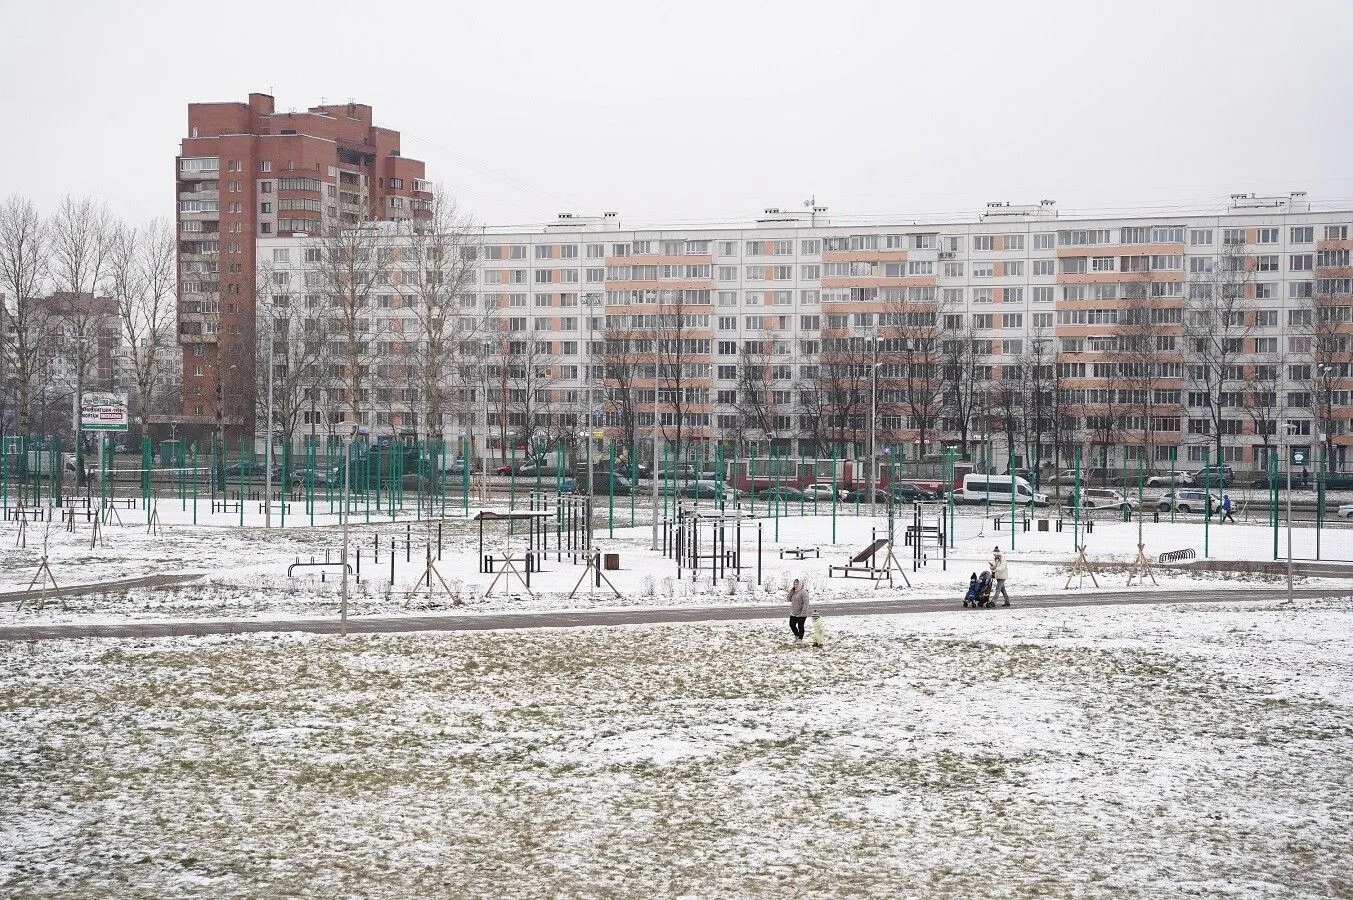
{"left": 1146, "top": 470, "right": 1195, "bottom": 487}
{"left": 1338, "top": 503, "right": 1353, "bottom": 519}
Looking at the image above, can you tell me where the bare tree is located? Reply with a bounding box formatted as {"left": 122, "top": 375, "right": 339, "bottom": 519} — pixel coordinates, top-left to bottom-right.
{"left": 733, "top": 330, "right": 779, "bottom": 451}
{"left": 1114, "top": 277, "right": 1172, "bottom": 467}
{"left": 940, "top": 314, "right": 986, "bottom": 459}
{"left": 397, "top": 193, "right": 479, "bottom": 446}
{"left": 504, "top": 336, "right": 558, "bottom": 457}
{"left": 993, "top": 359, "right": 1024, "bottom": 469}
{"left": 109, "top": 218, "right": 176, "bottom": 438}
{"left": 882, "top": 287, "right": 945, "bottom": 458}
{"left": 1240, "top": 359, "right": 1283, "bottom": 469}
{"left": 601, "top": 319, "right": 648, "bottom": 458}
{"left": 254, "top": 259, "right": 331, "bottom": 451}
{"left": 1021, "top": 328, "right": 1060, "bottom": 477}
{"left": 0, "top": 195, "right": 52, "bottom": 435}
{"left": 654, "top": 290, "right": 708, "bottom": 462}
{"left": 1302, "top": 277, "right": 1353, "bottom": 471}
{"left": 814, "top": 325, "right": 875, "bottom": 457}
{"left": 1183, "top": 241, "right": 1253, "bottom": 467}
{"left": 309, "top": 223, "right": 396, "bottom": 431}
{"left": 48, "top": 196, "right": 114, "bottom": 478}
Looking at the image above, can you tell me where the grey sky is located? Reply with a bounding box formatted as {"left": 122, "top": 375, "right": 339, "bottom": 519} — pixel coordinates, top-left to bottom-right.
{"left": 4, "top": 0, "right": 1351, "bottom": 228}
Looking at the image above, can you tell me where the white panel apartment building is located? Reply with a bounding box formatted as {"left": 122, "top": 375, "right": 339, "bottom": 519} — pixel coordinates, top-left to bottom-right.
{"left": 255, "top": 193, "right": 1353, "bottom": 473}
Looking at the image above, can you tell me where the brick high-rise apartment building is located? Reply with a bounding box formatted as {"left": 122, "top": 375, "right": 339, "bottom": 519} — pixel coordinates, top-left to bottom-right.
{"left": 258, "top": 193, "right": 1353, "bottom": 476}
{"left": 174, "top": 93, "right": 430, "bottom": 441}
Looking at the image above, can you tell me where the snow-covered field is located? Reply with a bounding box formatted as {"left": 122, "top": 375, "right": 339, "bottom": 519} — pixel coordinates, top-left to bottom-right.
{"left": 3, "top": 503, "right": 1349, "bottom": 625}
{"left": 2, "top": 596, "right": 1351, "bottom": 897}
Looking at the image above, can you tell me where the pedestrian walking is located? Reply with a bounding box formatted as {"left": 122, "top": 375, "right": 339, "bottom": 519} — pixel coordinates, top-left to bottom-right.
{"left": 990, "top": 547, "right": 1011, "bottom": 607}
{"left": 787, "top": 578, "right": 809, "bottom": 642}
{"left": 1221, "top": 492, "right": 1236, "bottom": 524}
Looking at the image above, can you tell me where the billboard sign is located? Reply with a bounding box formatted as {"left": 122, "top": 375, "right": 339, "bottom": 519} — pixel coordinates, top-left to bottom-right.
{"left": 80, "top": 392, "right": 129, "bottom": 432}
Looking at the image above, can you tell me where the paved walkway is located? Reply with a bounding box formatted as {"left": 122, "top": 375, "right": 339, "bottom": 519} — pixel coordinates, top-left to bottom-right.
{"left": 0, "top": 586, "right": 1344, "bottom": 643}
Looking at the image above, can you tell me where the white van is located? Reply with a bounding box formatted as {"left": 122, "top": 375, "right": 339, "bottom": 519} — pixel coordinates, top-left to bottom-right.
{"left": 961, "top": 474, "right": 1048, "bottom": 507}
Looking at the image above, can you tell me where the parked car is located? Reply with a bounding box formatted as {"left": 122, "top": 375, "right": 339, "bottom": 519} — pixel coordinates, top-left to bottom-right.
{"left": 293, "top": 466, "right": 343, "bottom": 488}
{"left": 1074, "top": 487, "right": 1139, "bottom": 511}
{"left": 573, "top": 473, "right": 634, "bottom": 495}
{"left": 679, "top": 480, "right": 734, "bottom": 501}
{"left": 494, "top": 459, "right": 542, "bottom": 476}
{"left": 1146, "top": 470, "right": 1195, "bottom": 487}
{"left": 802, "top": 483, "right": 843, "bottom": 501}
{"left": 1155, "top": 489, "right": 1218, "bottom": 514}
{"left": 1338, "top": 503, "right": 1353, "bottom": 519}
{"left": 1194, "top": 464, "right": 1235, "bottom": 486}
{"left": 757, "top": 485, "right": 804, "bottom": 502}
{"left": 658, "top": 464, "right": 699, "bottom": 481}
{"left": 1050, "top": 470, "right": 1082, "bottom": 485}
{"left": 886, "top": 483, "right": 939, "bottom": 503}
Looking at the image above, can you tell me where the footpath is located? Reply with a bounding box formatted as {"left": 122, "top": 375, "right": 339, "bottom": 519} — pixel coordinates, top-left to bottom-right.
{"left": 0, "top": 586, "right": 1345, "bottom": 643}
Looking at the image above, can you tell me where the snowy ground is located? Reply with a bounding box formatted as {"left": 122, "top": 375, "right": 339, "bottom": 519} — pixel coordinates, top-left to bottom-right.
{"left": 3, "top": 502, "right": 1351, "bottom": 625}
{"left": 2, "top": 596, "right": 1350, "bottom": 897}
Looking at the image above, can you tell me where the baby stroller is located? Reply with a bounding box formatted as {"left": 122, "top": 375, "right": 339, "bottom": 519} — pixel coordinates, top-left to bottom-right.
{"left": 963, "top": 571, "right": 994, "bottom": 608}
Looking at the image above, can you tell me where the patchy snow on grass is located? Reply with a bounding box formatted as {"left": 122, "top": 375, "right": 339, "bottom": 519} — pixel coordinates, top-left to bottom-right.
{"left": 2, "top": 597, "right": 1351, "bottom": 898}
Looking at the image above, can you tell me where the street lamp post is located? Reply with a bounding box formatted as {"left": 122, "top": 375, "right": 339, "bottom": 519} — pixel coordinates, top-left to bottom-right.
{"left": 1282, "top": 421, "right": 1298, "bottom": 602}
{"left": 264, "top": 331, "right": 274, "bottom": 529}
{"left": 339, "top": 424, "right": 364, "bottom": 636}
{"left": 867, "top": 332, "right": 879, "bottom": 510}
{"left": 650, "top": 417, "right": 661, "bottom": 550}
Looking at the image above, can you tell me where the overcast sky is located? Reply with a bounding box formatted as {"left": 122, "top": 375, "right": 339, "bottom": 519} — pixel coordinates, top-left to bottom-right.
{"left": 4, "top": 0, "right": 1351, "bottom": 229}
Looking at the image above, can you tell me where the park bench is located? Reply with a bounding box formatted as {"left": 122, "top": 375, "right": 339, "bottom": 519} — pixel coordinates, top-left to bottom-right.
{"left": 779, "top": 546, "right": 820, "bottom": 560}
{"left": 828, "top": 537, "right": 892, "bottom": 580}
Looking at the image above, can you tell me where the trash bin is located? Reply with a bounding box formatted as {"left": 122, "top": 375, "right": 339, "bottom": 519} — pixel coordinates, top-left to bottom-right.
{"left": 603, "top": 553, "right": 620, "bottom": 571}
{"left": 1037, "top": 519, "right": 1049, "bottom": 532}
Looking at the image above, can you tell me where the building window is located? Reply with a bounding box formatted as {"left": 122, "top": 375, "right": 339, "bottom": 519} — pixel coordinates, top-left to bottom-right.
{"left": 973, "top": 235, "right": 994, "bottom": 251}
{"left": 1291, "top": 226, "right": 1313, "bottom": 243}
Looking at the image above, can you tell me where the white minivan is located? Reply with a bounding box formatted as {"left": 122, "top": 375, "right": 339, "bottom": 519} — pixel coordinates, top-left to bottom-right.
{"left": 960, "top": 474, "right": 1048, "bottom": 506}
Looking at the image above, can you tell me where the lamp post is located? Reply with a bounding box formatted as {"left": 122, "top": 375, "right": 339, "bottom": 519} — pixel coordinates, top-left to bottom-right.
{"left": 1282, "top": 421, "right": 1298, "bottom": 602}
{"left": 867, "top": 330, "right": 879, "bottom": 510}
{"left": 650, "top": 416, "right": 661, "bottom": 550}
{"left": 480, "top": 358, "right": 490, "bottom": 504}
{"left": 264, "top": 328, "right": 275, "bottom": 529}
{"left": 339, "top": 423, "right": 365, "bottom": 636}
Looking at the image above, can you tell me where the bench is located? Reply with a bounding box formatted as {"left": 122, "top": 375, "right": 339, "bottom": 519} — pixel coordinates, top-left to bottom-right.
{"left": 828, "top": 538, "right": 892, "bottom": 579}
{"left": 779, "top": 547, "right": 820, "bottom": 560}
{"left": 257, "top": 502, "right": 293, "bottom": 514}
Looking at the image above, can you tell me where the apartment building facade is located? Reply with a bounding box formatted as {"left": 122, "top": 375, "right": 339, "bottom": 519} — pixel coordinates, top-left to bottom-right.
{"left": 174, "top": 93, "right": 430, "bottom": 442}
{"left": 254, "top": 194, "right": 1353, "bottom": 473}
